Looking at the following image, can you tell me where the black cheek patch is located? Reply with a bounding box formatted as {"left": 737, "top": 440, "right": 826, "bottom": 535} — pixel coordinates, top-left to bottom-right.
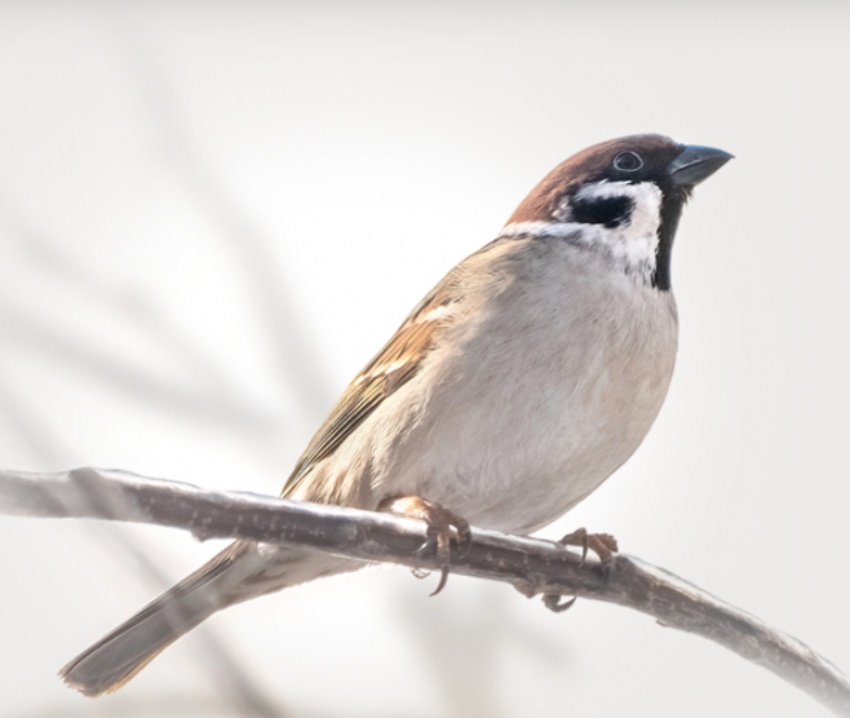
{"left": 570, "top": 195, "right": 634, "bottom": 228}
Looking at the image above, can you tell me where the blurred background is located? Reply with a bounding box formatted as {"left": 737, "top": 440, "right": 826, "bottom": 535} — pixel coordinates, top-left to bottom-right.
{"left": 0, "top": 1, "right": 848, "bottom": 716}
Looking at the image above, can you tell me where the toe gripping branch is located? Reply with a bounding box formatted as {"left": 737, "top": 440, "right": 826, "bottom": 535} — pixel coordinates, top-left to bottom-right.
{"left": 543, "top": 528, "right": 619, "bottom": 613}
{"left": 381, "top": 496, "right": 472, "bottom": 596}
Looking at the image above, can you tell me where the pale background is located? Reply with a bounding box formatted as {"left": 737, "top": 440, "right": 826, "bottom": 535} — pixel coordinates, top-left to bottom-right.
{"left": 0, "top": 2, "right": 847, "bottom": 717}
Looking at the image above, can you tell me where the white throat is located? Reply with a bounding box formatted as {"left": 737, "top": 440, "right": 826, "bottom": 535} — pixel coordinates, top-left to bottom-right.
{"left": 499, "top": 180, "right": 663, "bottom": 285}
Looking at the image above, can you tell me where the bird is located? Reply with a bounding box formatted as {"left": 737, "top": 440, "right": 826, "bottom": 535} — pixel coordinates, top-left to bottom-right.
{"left": 61, "top": 133, "right": 731, "bottom": 696}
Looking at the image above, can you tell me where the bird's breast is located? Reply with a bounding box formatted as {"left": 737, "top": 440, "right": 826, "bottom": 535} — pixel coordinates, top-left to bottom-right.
{"left": 379, "top": 252, "right": 679, "bottom": 534}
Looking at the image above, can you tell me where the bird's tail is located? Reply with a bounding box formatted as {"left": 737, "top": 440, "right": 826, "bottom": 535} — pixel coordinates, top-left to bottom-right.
{"left": 60, "top": 541, "right": 354, "bottom": 696}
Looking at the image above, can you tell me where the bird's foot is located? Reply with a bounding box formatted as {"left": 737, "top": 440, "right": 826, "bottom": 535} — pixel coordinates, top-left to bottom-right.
{"left": 542, "top": 593, "right": 578, "bottom": 613}
{"left": 542, "top": 528, "right": 619, "bottom": 613}
{"left": 558, "top": 527, "right": 619, "bottom": 566}
{"left": 380, "top": 496, "right": 471, "bottom": 596}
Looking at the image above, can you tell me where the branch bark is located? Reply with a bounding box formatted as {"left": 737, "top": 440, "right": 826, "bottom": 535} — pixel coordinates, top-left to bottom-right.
{"left": 1, "top": 466, "right": 847, "bottom": 716}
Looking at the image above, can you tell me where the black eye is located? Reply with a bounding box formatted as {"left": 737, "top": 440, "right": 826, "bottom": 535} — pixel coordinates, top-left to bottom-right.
{"left": 613, "top": 151, "right": 643, "bottom": 172}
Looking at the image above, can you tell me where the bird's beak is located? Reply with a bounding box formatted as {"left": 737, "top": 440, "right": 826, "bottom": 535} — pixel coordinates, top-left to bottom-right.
{"left": 668, "top": 144, "right": 734, "bottom": 187}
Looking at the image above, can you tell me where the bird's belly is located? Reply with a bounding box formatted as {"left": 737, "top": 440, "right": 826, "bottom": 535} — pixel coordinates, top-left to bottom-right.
{"left": 380, "top": 293, "right": 677, "bottom": 534}
{"left": 416, "top": 368, "right": 671, "bottom": 533}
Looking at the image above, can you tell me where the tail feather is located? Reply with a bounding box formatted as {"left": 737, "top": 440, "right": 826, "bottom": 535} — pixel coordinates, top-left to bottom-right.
{"left": 60, "top": 543, "right": 244, "bottom": 696}
{"left": 61, "top": 542, "right": 359, "bottom": 696}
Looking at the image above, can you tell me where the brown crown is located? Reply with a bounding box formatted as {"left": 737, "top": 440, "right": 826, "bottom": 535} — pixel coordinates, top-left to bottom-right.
{"left": 505, "top": 134, "right": 680, "bottom": 225}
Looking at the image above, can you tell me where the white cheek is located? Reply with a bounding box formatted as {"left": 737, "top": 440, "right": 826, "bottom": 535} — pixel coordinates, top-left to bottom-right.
{"left": 568, "top": 181, "right": 663, "bottom": 281}
{"left": 498, "top": 180, "right": 666, "bottom": 284}
{"left": 500, "top": 181, "right": 663, "bottom": 283}
{"left": 574, "top": 180, "right": 663, "bottom": 241}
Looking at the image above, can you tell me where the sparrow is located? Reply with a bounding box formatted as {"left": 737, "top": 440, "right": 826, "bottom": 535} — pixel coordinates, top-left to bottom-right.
{"left": 61, "top": 134, "right": 731, "bottom": 696}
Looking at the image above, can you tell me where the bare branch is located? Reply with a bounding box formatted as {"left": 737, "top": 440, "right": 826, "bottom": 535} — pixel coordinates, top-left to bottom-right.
{"left": 2, "top": 466, "right": 848, "bottom": 717}
{"left": 107, "top": 19, "right": 334, "bottom": 417}
{"left": 0, "top": 303, "right": 276, "bottom": 433}
{"left": 0, "top": 371, "right": 285, "bottom": 715}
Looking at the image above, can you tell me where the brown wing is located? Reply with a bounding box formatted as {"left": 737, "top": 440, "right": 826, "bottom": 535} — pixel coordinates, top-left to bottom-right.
{"left": 281, "top": 272, "right": 463, "bottom": 497}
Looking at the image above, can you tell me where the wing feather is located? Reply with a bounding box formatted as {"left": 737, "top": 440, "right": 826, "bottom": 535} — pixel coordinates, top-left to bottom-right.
{"left": 282, "top": 273, "right": 463, "bottom": 497}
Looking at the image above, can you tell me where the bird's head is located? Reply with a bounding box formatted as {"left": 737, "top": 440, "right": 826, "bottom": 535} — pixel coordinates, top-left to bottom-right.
{"left": 502, "top": 135, "right": 732, "bottom": 290}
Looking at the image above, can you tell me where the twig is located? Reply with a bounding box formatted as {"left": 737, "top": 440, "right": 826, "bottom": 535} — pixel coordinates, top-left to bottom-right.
{"left": 11, "top": 213, "right": 271, "bottom": 415}
{"left": 110, "top": 21, "right": 333, "bottom": 418}
{"left": 0, "top": 368, "right": 287, "bottom": 715}
{"left": 0, "top": 303, "right": 276, "bottom": 433}
{"left": 1, "top": 466, "right": 848, "bottom": 717}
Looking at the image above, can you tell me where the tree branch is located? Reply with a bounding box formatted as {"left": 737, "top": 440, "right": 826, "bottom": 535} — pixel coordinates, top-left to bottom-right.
{"left": 1, "top": 466, "right": 848, "bottom": 716}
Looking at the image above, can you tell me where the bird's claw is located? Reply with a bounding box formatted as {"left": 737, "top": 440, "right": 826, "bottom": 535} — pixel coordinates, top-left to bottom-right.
{"left": 542, "top": 593, "right": 578, "bottom": 613}
{"left": 542, "top": 528, "right": 619, "bottom": 612}
{"left": 557, "top": 527, "right": 618, "bottom": 566}
{"left": 381, "top": 496, "right": 471, "bottom": 596}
